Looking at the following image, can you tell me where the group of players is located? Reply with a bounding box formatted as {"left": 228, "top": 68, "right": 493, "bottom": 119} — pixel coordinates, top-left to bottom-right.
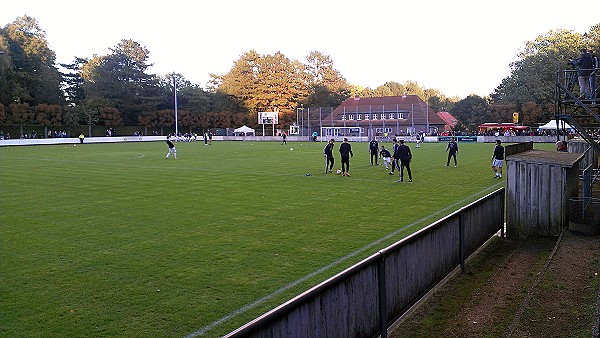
{"left": 164, "top": 132, "right": 505, "bottom": 179}
{"left": 323, "top": 136, "right": 413, "bottom": 182}
{"left": 323, "top": 136, "right": 505, "bottom": 181}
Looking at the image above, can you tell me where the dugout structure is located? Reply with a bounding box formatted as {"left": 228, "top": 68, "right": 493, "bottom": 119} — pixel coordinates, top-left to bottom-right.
{"left": 506, "top": 149, "right": 583, "bottom": 237}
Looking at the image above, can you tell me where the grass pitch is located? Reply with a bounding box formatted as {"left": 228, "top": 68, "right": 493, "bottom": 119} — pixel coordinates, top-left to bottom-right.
{"left": 0, "top": 140, "right": 542, "bottom": 337}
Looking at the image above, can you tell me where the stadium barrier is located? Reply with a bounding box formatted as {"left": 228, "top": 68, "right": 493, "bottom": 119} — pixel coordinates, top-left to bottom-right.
{"left": 0, "top": 135, "right": 558, "bottom": 147}
{"left": 225, "top": 188, "right": 505, "bottom": 338}
{"left": 0, "top": 136, "right": 163, "bottom": 146}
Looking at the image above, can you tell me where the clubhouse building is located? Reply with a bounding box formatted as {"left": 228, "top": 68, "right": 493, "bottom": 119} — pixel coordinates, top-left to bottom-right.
{"left": 320, "top": 95, "right": 446, "bottom": 139}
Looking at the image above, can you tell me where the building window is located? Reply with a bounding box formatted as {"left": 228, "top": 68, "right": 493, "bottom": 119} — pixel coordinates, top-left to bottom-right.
{"left": 364, "top": 114, "right": 369, "bottom": 120}
{"left": 349, "top": 114, "right": 354, "bottom": 120}
{"left": 341, "top": 114, "right": 346, "bottom": 120}
{"left": 357, "top": 114, "right": 362, "bottom": 120}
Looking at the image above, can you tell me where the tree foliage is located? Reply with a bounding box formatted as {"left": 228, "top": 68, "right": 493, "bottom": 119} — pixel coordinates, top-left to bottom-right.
{"left": 0, "top": 15, "right": 598, "bottom": 134}
{"left": 81, "top": 39, "right": 161, "bottom": 125}
{"left": 0, "top": 16, "right": 64, "bottom": 106}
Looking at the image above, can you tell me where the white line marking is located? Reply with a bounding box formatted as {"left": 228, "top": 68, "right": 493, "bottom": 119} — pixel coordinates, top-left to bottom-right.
{"left": 184, "top": 182, "right": 504, "bottom": 337}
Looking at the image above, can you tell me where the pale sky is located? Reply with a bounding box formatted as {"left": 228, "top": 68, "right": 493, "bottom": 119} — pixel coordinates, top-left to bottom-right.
{"left": 1, "top": 0, "right": 598, "bottom": 98}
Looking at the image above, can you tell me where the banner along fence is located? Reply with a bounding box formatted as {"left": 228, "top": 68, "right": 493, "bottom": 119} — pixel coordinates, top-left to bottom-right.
{"left": 225, "top": 188, "right": 505, "bottom": 338}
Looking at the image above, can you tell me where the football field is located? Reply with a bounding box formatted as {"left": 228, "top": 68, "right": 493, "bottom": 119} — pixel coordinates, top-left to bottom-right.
{"left": 0, "top": 140, "right": 545, "bottom": 337}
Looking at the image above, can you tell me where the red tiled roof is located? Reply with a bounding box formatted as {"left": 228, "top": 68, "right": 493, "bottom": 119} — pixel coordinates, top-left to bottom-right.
{"left": 338, "top": 95, "right": 425, "bottom": 108}
{"left": 436, "top": 111, "right": 458, "bottom": 126}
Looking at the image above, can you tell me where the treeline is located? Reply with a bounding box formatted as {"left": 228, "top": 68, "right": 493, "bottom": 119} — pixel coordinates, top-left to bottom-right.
{"left": 0, "top": 15, "right": 598, "bottom": 136}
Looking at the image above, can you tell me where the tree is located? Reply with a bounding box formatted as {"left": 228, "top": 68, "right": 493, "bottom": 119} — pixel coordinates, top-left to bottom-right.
{"left": 81, "top": 39, "right": 161, "bottom": 124}
{"left": 82, "top": 109, "right": 99, "bottom": 137}
{"left": 62, "top": 107, "right": 81, "bottom": 129}
{"left": 61, "top": 57, "right": 87, "bottom": 106}
{"left": 303, "top": 51, "right": 350, "bottom": 107}
{"left": 0, "top": 103, "right": 5, "bottom": 125}
{"left": 449, "top": 95, "right": 490, "bottom": 131}
{"left": 216, "top": 50, "right": 260, "bottom": 114}
{"left": 7, "top": 102, "right": 32, "bottom": 137}
{"left": 217, "top": 50, "right": 308, "bottom": 128}
{"left": 2, "top": 16, "right": 64, "bottom": 106}
{"left": 156, "top": 109, "right": 174, "bottom": 135}
{"left": 253, "top": 52, "right": 307, "bottom": 125}
{"left": 98, "top": 107, "right": 122, "bottom": 128}
{"left": 35, "top": 103, "right": 63, "bottom": 137}
{"left": 492, "top": 29, "right": 585, "bottom": 105}
{"left": 583, "top": 23, "right": 600, "bottom": 52}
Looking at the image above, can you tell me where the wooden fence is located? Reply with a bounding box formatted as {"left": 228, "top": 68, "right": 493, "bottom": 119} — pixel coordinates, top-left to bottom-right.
{"left": 225, "top": 188, "right": 505, "bottom": 338}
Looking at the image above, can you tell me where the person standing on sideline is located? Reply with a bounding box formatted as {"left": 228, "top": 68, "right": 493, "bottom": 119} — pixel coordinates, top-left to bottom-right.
{"left": 589, "top": 49, "right": 598, "bottom": 100}
{"left": 166, "top": 134, "right": 177, "bottom": 159}
{"left": 281, "top": 132, "right": 287, "bottom": 145}
{"left": 569, "top": 48, "right": 593, "bottom": 99}
{"left": 491, "top": 140, "right": 504, "bottom": 178}
{"left": 389, "top": 138, "right": 399, "bottom": 175}
{"left": 339, "top": 138, "right": 353, "bottom": 176}
{"left": 394, "top": 139, "right": 412, "bottom": 182}
{"left": 369, "top": 136, "right": 379, "bottom": 165}
{"left": 446, "top": 137, "right": 459, "bottom": 167}
{"left": 78, "top": 132, "right": 85, "bottom": 144}
{"left": 379, "top": 145, "right": 392, "bottom": 170}
{"left": 323, "top": 138, "right": 335, "bottom": 173}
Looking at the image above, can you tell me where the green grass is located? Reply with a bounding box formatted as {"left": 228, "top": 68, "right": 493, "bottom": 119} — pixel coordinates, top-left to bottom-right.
{"left": 0, "top": 140, "right": 552, "bottom": 337}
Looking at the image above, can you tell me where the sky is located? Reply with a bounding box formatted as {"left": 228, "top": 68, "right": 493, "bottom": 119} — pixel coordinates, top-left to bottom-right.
{"left": 1, "top": 0, "right": 598, "bottom": 99}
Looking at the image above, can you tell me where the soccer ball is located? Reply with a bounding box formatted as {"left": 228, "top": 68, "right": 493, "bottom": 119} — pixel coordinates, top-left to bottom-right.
{"left": 336, "top": 169, "right": 342, "bottom": 174}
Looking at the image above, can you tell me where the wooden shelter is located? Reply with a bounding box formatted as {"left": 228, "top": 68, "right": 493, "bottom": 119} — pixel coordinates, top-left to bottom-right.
{"left": 506, "top": 149, "right": 583, "bottom": 237}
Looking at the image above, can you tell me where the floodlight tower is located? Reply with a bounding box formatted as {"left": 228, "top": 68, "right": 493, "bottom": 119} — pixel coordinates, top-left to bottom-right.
{"left": 173, "top": 75, "right": 178, "bottom": 136}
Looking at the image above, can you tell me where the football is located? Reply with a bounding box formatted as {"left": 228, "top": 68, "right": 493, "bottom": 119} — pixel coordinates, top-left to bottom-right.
{"left": 336, "top": 169, "right": 342, "bottom": 174}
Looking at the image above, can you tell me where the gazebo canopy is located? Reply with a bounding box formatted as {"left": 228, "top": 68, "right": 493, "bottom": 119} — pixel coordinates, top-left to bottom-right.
{"left": 234, "top": 125, "right": 255, "bottom": 135}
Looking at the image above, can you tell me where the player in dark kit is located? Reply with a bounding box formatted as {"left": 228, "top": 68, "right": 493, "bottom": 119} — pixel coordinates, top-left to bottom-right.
{"left": 339, "top": 138, "right": 353, "bottom": 176}
{"left": 492, "top": 139, "right": 504, "bottom": 178}
{"left": 379, "top": 145, "right": 392, "bottom": 170}
{"left": 389, "top": 138, "right": 400, "bottom": 175}
{"left": 165, "top": 135, "right": 177, "bottom": 159}
{"left": 323, "top": 138, "right": 335, "bottom": 173}
{"left": 394, "top": 139, "right": 412, "bottom": 182}
{"left": 369, "top": 136, "right": 379, "bottom": 165}
{"left": 446, "top": 137, "right": 459, "bottom": 167}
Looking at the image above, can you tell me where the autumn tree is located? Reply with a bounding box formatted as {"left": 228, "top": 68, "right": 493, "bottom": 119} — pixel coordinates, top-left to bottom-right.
{"left": 98, "top": 107, "right": 123, "bottom": 128}
{"left": 216, "top": 50, "right": 310, "bottom": 128}
{"left": 215, "top": 50, "right": 260, "bottom": 116}
{"left": 35, "top": 103, "right": 63, "bottom": 137}
{"left": 7, "top": 102, "right": 32, "bottom": 136}
{"left": 303, "top": 51, "right": 350, "bottom": 108}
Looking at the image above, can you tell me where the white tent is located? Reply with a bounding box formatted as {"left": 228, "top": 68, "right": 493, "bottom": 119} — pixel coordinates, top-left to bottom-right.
{"left": 538, "top": 120, "right": 574, "bottom": 130}
{"left": 233, "top": 125, "right": 255, "bottom": 136}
